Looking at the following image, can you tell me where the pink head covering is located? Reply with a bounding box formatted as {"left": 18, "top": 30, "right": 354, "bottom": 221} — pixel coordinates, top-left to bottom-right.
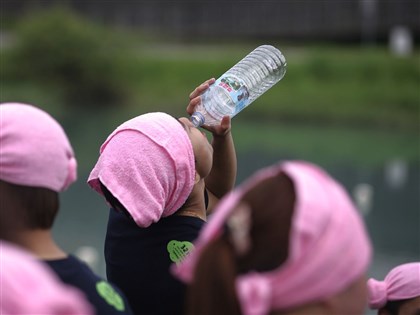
{"left": 0, "top": 103, "right": 77, "bottom": 192}
{"left": 368, "top": 262, "right": 420, "bottom": 309}
{"left": 174, "top": 160, "right": 372, "bottom": 315}
{"left": 0, "top": 241, "right": 93, "bottom": 314}
{"left": 88, "top": 112, "right": 195, "bottom": 228}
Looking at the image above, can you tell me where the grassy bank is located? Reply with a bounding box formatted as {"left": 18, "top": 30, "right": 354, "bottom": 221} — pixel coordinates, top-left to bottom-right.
{"left": 3, "top": 44, "right": 419, "bottom": 172}
{"left": 1, "top": 21, "right": 419, "bottom": 130}
{"left": 118, "top": 43, "right": 419, "bottom": 130}
{"left": 21, "top": 42, "right": 413, "bottom": 129}
{"left": 1, "top": 9, "right": 418, "bottom": 173}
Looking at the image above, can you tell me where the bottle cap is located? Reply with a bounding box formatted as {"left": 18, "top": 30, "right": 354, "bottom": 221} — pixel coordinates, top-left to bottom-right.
{"left": 191, "top": 112, "right": 205, "bottom": 127}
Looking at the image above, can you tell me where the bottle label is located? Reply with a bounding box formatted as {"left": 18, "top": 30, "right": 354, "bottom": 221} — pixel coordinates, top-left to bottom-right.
{"left": 215, "top": 75, "right": 250, "bottom": 116}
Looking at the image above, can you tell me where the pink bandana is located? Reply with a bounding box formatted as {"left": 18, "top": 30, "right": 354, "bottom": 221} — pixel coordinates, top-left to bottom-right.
{"left": 88, "top": 112, "right": 195, "bottom": 228}
{"left": 0, "top": 103, "right": 77, "bottom": 191}
{"left": 174, "top": 161, "right": 372, "bottom": 315}
{"left": 368, "top": 262, "right": 420, "bottom": 309}
{"left": 0, "top": 241, "right": 93, "bottom": 314}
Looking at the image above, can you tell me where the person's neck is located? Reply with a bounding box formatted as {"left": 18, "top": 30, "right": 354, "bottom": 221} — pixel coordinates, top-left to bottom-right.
{"left": 17, "top": 229, "right": 67, "bottom": 260}
{"left": 176, "top": 180, "right": 207, "bottom": 221}
{"left": 176, "top": 207, "right": 206, "bottom": 221}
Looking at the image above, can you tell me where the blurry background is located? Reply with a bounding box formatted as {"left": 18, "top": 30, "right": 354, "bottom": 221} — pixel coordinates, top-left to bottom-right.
{"left": 1, "top": 1, "right": 419, "bottom": 313}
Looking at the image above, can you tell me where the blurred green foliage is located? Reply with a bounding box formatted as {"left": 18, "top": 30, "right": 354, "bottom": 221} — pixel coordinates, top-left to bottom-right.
{"left": 1, "top": 7, "right": 131, "bottom": 109}
{"left": 119, "top": 45, "right": 419, "bottom": 130}
{"left": 1, "top": 7, "right": 419, "bottom": 131}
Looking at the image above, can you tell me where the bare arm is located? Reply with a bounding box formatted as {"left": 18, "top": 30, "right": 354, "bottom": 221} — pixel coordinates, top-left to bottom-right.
{"left": 187, "top": 79, "right": 237, "bottom": 212}
{"left": 205, "top": 117, "right": 236, "bottom": 198}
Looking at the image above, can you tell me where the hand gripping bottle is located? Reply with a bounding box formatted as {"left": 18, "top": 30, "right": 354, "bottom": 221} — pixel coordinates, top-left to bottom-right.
{"left": 190, "top": 45, "right": 287, "bottom": 127}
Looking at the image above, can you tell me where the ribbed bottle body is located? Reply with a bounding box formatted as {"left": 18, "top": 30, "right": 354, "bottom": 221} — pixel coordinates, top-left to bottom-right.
{"left": 191, "top": 45, "right": 287, "bottom": 127}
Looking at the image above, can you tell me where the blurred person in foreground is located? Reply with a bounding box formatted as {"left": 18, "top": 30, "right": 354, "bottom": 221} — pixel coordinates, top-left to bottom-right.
{"left": 0, "top": 180, "right": 93, "bottom": 315}
{"left": 368, "top": 262, "right": 420, "bottom": 315}
{"left": 87, "top": 79, "right": 237, "bottom": 315}
{"left": 0, "top": 240, "right": 93, "bottom": 315}
{"left": 0, "top": 102, "right": 133, "bottom": 315}
{"left": 173, "top": 160, "right": 372, "bottom": 315}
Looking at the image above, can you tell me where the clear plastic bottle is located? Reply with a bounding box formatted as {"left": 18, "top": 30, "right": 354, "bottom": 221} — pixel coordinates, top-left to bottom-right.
{"left": 191, "top": 45, "right": 287, "bottom": 127}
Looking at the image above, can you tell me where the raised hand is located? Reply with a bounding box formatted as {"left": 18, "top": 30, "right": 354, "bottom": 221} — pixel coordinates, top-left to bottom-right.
{"left": 187, "top": 78, "right": 231, "bottom": 136}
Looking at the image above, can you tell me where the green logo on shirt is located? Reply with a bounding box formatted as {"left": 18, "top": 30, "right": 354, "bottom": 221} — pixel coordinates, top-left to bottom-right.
{"left": 167, "top": 240, "right": 194, "bottom": 265}
{"left": 96, "top": 280, "right": 125, "bottom": 311}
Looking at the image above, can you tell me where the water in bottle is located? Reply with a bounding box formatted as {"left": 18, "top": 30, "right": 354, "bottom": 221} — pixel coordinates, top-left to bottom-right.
{"left": 190, "top": 45, "right": 287, "bottom": 127}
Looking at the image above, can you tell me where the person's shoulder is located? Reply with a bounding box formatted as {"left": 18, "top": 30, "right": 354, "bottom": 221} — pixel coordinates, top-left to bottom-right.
{"left": 93, "top": 278, "right": 133, "bottom": 314}
{"left": 47, "top": 255, "right": 99, "bottom": 285}
{"left": 67, "top": 256, "right": 134, "bottom": 314}
{"left": 163, "top": 214, "right": 206, "bottom": 226}
{"left": 65, "top": 255, "right": 97, "bottom": 274}
{"left": 44, "top": 255, "right": 133, "bottom": 314}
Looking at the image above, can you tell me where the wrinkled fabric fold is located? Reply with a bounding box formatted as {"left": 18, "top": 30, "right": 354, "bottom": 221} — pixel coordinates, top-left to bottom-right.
{"left": 88, "top": 112, "right": 195, "bottom": 228}
{"left": 368, "top": 262, "right": 420, "bottom": 309}
{"left": 0, "top": 241, "right": 93, "bottom": 314}
{"left": 174, "top": 161, "right": 372, "bottom": 315}
{"left": 0, "top": 103, "right": 77, "bottom": 192}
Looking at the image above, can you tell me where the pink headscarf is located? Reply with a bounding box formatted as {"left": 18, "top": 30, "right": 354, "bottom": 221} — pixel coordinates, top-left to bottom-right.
{"left": 88, "top": 112, "right": 195, "bottom": 228}
{"left": 368, "top": 262, "right": 420, "bottom": 309}
{"left": 0, "top": 103, "right": 77, "bottom": 192}
{"left": 174, "top": 161, "right": 372, "bottom": 315}
{"left": 0, "top": 241, "right": 93, "bottom": 314}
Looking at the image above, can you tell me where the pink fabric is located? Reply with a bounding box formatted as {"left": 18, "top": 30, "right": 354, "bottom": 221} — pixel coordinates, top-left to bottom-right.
{"left": 0, "top": 103, "right": 77, "bottom": 192}
{"left": 368, "top": 262, "right": 420, "bottom": 309}
{"left": 0, "top": 241, "right": 93, "bottom": 314}
{"left": 88, "top": 112, "right": 195, "bottom": 228}
{"left": 174, "top": 161, "right": 372, "bottom": 315}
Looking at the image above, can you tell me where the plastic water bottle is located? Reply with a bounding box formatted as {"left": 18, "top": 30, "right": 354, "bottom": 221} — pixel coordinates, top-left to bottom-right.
{"left": 191, "top": 45, "right": 287, "bottom": 127}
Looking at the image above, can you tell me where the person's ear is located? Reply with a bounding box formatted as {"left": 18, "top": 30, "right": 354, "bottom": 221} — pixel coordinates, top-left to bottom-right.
{"left": 319, "top": 299, "right": 336, "bottom": 315}
{"left": 194, "top": 171, "right": 201, "bottom": 184}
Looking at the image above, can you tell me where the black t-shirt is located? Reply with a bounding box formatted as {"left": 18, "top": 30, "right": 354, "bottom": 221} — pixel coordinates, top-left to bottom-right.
{"left": 45, "top": 255, "right": 133, "bottom": 315}
{"left": 105, "top": 209, "right": 205, "bottom": 315}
